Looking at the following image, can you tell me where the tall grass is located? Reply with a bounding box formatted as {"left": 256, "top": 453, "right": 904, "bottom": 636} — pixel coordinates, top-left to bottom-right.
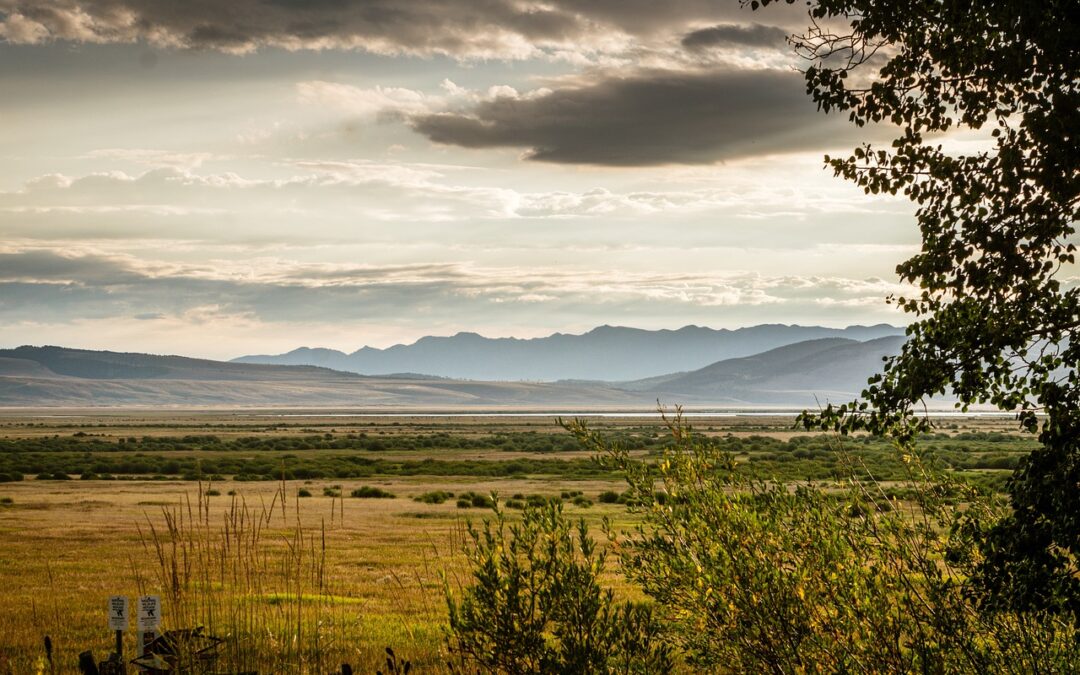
{"left": 132, "top": 480, "right": 355, "bottom": 673}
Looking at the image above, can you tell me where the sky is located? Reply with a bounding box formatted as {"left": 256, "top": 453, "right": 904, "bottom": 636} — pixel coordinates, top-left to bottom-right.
{"left": 0, "top": 0, "right": 954, "bottom": 359}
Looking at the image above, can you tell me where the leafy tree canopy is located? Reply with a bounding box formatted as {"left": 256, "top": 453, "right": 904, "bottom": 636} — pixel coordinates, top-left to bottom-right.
{"left": 757, "top": 0, "right": 1079, "bottom": 613}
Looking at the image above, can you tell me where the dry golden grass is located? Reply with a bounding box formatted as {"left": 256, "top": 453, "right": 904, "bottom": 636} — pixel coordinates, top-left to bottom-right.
{"left": 0, "top": 473, "right": 636, "bottom": 673}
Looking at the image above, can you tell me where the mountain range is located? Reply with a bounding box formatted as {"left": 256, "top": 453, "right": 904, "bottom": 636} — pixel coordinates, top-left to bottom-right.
{"left": 233, "top": 324, "right": 905, "bottom": 381}
{"left": 0, "top": 330, "right": 907, "bottom": 408}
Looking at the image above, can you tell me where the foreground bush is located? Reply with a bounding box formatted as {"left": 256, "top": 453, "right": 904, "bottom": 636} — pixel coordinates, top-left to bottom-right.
{"left": 562, "top": 410, "right": 1080, "bottom": 673}
{"left": 445, "top": 499, "right": 672, "bottom": 674}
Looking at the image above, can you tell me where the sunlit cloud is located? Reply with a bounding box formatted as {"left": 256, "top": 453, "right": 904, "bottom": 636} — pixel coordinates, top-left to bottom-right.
{"left": 0, "top": 0, "right": 930, "bottom": 357}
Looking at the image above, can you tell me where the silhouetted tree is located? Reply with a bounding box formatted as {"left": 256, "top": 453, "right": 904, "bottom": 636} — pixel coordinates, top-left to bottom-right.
{"left": 762, "top": 0, "right": 1079, "bottom": 614}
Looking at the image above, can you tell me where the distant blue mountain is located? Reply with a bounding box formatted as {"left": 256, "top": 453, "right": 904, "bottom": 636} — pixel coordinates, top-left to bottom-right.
{"left": 233, "top": 324, "right": 906, "bottom": 382}
{"left": 0, "top": 335, "right": 911, "bottom": 407}
{"left": 618, "top": 336, "right": 907, "bottom": 405}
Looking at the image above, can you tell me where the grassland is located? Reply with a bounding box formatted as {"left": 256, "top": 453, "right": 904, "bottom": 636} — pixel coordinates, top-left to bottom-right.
{"left": 0, "top": 410, "right": 1035, "bottom": 673}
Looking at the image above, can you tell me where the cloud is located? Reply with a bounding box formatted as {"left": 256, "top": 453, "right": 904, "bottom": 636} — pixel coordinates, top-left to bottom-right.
{"left": 0, "top": 0, "right": 585, "bottom": 56}
{"left": 0, "top": 244, "right": 914, "bottom": 358}
{"left": 411, "top": 67, "right": 856, "bottom": 166}
{"left": 681, "top": 23, "right": 789, "bottom": 49}
{"left": 0, "top": 0, "right": 811, "bottom": 59}
{"left": 0, "top": 247, "right": 910, "bottom": 327}
{"left": 296, "top": 81, "right": 434, "bottom": 118}
{"left": 81, "top": 149, "right": 220, "bottom": 170}
{"left": 0, "top": 160, "right": 898, "bottom": 242}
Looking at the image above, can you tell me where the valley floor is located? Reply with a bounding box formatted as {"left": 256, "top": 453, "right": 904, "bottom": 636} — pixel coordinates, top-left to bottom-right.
{"left": 0, "top": 410, "right": 1027, "bottom": 673}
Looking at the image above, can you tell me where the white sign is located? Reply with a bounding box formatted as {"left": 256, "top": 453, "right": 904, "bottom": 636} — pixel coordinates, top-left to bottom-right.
{"left": 137, "top": 595, "right": 161, "bottom": 631}
{"left": 108, "top": 595, "right": 129, "bottom": 631}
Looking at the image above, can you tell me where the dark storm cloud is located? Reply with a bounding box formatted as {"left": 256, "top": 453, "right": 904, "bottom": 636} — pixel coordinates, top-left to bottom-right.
{"left": 0, "top": 0, "right": 809, "bottom": 56}
{"left": 410, "top": 68, "right": 854, "bottom": 166}
{"left": 0, "top": 0, "right": 598, "bottom": 54}
{"left": 681, "top": 23, "right": 789, "bottom": 49}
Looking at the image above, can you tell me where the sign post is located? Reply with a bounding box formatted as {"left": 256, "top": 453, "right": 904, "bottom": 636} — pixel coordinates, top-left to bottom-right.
{"left": 108, "top": 595, "right": 128, "bottom": 663}
{"left": 136, "top": 595, "right": 161, "bottom": 662}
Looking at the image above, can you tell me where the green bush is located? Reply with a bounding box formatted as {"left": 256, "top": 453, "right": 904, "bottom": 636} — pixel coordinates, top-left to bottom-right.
{"left": 525, "top": 494, "right": 552, "bottom": 508}
{"left": 564, "top": 413, "right": 1080, "bottom": 672}
{"left": 445, "top": 500, "right": 671, "bottom": 673}
{"left": 322, "top": 486, "right": 341, "bottom": 497}
{"left": 453, "top": 491, "right": 494, "bottom": 509}
{"left": 597, "top": 490, "right": 620, "bottom": 504}
{"left": 297, "top": 488, "right": 312, "bottom": 497}
{"left": 414, "top": 490, "right": 454, "bottom": 504}
{"left": 350, "top": 486, "right": 395, "bottom": 499}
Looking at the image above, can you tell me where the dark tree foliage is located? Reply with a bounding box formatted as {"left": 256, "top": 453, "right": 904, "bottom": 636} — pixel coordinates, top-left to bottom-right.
{"left": 756, "top": 0, "right": 1080, "bottom": 614}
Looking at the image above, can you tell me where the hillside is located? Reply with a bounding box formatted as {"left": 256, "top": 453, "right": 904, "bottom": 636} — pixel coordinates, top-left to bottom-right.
{"left": 0, "top": 338, "right": 906, "bottom": 408}
{"left": 0, "top": 346, "right": 638, "bottom": 407}
{"left": 234, "top": 323, "right": 905, "bottom": 381}
{"left": 620, "top": 336, "right": 906, "bottom": 405}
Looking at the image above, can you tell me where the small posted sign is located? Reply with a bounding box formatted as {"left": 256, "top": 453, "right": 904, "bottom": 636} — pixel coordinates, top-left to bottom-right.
{"left": 137, "top": 595, "right": 162, "bottom": 664}
{"left": 137, "top": 595, "right": 160, "bottom": 631}
{"left": 108, "top": 595, "right": 129, "bottom": 631}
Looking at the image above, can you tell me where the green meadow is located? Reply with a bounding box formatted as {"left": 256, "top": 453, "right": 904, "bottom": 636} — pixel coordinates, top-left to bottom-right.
{"left": 0, "top": 411, "right": 1032, "bottom": 672}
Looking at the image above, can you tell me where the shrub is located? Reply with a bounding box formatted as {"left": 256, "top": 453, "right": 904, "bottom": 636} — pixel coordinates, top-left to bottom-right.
{"left": 297, "top": 488, "right": 312, "bottom": 498}
{"left": 322, "top": 486, "right": 341, "bottom": 497}
{"left": 597, "top": 490, "right": 620, "bottom": 504}
{"left": 571, "top": 495, "right": 592, "bottom": 508}
{"left": 525, "top": 494, "right": 551, "bottom": 508}
{"left": 0, "top": 497, "right": 12, "bottom": 505}
{"left": 564, "top": 411, "right": 1080, "bottom": 672}
{"left": 445, "top": 500, "right": 671, "bottom": 673}
{"left": 453, "top": 491, "right": 494, "bottom": 509}
{"left": 414, "top": 490, "right": 453, "bottom": 504}
{"left": 205, "top": 489, "right": 221, "bottom": 497}
{"left": 350, "top": 486, "right": 395, "bottom": 499}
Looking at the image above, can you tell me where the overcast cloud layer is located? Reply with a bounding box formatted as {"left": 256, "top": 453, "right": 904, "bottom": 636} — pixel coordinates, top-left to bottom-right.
{"left": 0, "top": 0, "right": 811, "bottom": 56}
{"left": 0, "top": 0, "right": 924, "bottom": 359}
